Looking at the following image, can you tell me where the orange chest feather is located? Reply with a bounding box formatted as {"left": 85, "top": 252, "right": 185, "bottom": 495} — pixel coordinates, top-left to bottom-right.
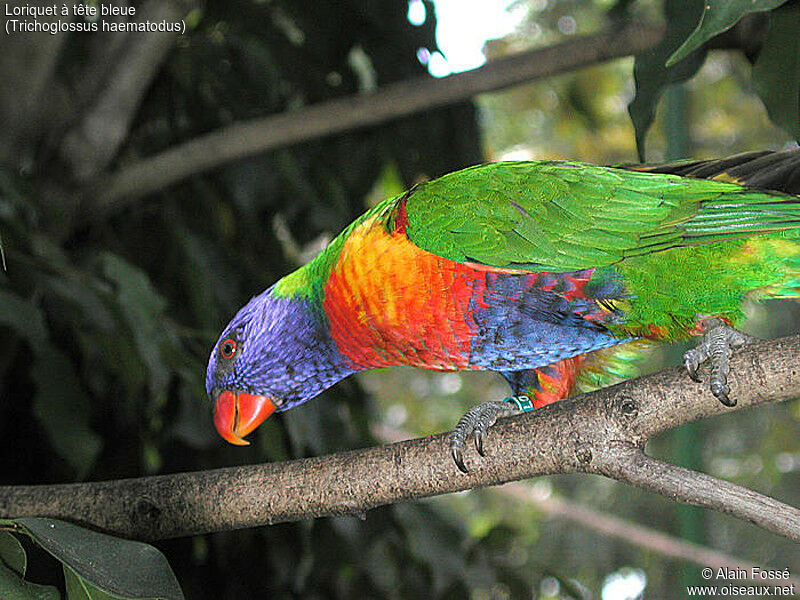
{"left": 322, "top": 218, "right": 483, "bottom": 369}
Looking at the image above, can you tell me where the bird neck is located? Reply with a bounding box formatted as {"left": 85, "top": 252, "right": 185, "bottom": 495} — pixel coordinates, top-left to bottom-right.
{"left": 266, "top": 284, "right": 355, "bottom": 410}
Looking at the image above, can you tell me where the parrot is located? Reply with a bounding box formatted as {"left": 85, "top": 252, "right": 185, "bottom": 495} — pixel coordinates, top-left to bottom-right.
{"left": 206, "top": 149, "right": 800, "bottom": 472}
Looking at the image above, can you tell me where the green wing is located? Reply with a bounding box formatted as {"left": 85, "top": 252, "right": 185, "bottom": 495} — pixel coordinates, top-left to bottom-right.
{"left": 399, "top": 161, "right": 800, "bottom": 271}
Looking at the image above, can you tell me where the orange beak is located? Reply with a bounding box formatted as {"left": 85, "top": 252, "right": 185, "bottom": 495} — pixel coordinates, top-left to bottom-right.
{"left": 213, "top": 390, "right": 277, "bottom": 445}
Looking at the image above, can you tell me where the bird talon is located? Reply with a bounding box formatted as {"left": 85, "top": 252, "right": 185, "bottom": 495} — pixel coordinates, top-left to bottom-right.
{"left": 448, "top": 400, "right": 521, "bottom": 472}
{"left": 718, "top": 392, "right": 736, "bottom": 407}
{"left": 475, "top": 429, "right": 485, "bottom": 456}
{"left": 684, "top": 321, "right": 756, "bottom": 407}
{"left": 711, "top": 382, "right": 735, "bottom": 407}
{"left": 451, "top": 446, "right": 468, "bottom": 473}
{"left": 685, "top": 362, "right": 701, "bottom": 382}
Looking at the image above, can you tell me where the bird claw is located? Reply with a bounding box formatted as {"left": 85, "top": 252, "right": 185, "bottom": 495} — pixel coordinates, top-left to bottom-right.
{"left": 448, "top": 400, "right": 521, "bottom": 473}
{"left": 475, "top": 428, "right": 485, "bottom": 456}
{"left": 683, "top": 356, "right": 702, "bottom": 382}
{"left": 682, "top": 319, "right": 757, "bottom": 407}
{"left": 452, "top": 446, "right": 468, "bottom": 474}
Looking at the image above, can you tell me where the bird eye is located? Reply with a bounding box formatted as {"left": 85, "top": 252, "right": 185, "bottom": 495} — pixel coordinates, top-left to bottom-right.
{"left": 220, "top": 339, "right": 237, "bottom": 360}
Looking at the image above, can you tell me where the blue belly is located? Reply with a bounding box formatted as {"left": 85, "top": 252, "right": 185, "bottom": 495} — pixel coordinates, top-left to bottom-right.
{"left": 466, "top": 270, "right": 629, "bottom": 370}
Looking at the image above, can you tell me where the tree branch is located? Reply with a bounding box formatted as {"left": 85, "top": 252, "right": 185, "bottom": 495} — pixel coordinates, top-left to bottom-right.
{"left": 84, "top": 22, "right": 664, "bottom": 216}
{"left": 599, "top": 445, "right": 800, "bottom": 541}
{"left": 59, "top": 0, "right": 197, "bottom": 182}
{"left": 0, "top": 1, "right": 70, "bottom": 166}
{"left": 376, "top": 424, "right": 799, "bottom": 583}
{"left": 0, "top": 335, "right": 798, "bottom": 542}
{"left": 502, "top": 483, "right": 800, "bottom": 587}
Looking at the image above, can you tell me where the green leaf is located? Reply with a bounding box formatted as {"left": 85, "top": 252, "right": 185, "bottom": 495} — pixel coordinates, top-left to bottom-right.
{"left": 753, "top": 3, "right": 800, "bottom": 140}
{"left": 100, "top": 253, "right": 170, "bottom": 393}
{"left": 0, "top": 289, "right": 49, "bottom": 346}
{"left": 0, "top": 289, "right": 102, "bottom": 477}
{"left": 31, "top": 349, "right": 102, "bottom": 478}
{"left": 64, "top": 566, "right": 115, "bottom": 600}
{"left": 0, "top": 531, "right": 26, "bottom": 577}
{"left": 667, "top": 0, "right": 790, "bottom": 66}
{"left": 628, "top": 0, "right": 706, "bottom": 160}
{"left": 0, "top": 561, "right": 60, "bottom": 600}
{"left": 15, "top": 518, "right": 183, "bottom": 600}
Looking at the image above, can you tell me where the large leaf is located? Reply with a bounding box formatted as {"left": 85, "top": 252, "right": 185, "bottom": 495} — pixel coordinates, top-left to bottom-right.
{"left": 753, "top": 3, "right": 800, "bottom": 140}
{"left": 628, "top": 0, "right": 706, "bottom": 160}
{"left": 0, "top": 561, "right": 59, "bottom": 600}
{"left": 15, "top": 518, "right": 184, "bottom": 600}
{"left": 667, "top": 0, "right": 790, "bottom": 66}
{"left": 31, "top": 349, "right": 102, "bottom": 478}
{"left": 0, "top": 531, "right": 26, "bottom": 577}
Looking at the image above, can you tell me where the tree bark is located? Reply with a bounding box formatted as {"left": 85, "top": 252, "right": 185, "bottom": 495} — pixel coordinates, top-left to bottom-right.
{"left": 0, "top": 335, "right": 798, "bottom": 542}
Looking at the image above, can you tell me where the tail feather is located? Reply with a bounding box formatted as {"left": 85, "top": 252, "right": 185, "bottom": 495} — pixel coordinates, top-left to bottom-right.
{"left": 618, "top": 148, "right": 800, "bottom": 195}
{"left": 575, "top": 340, "right": 654, "bottom": 394}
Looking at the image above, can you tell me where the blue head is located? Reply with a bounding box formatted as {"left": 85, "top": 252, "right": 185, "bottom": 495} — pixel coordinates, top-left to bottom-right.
{"left": 206, "top": 288, "right": 354, "bottom": 445}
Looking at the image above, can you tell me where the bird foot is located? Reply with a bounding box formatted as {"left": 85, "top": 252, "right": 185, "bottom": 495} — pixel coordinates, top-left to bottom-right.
{"left": 683, "top": 318, "right": 757, "bottom": 407}
{"left": 449, "top": 396, "right": 534, "bottom": 473}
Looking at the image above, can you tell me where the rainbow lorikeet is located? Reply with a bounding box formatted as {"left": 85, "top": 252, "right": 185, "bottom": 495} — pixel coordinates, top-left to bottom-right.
{"left": 206, "top": 149, "right": 800, "bottom": 472}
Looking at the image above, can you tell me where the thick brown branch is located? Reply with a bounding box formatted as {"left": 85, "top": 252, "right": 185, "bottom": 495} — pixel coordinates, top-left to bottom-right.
{"left": 85, "top": 22, "right": 663, "bottom": 216}
{"left": 0, "top": 335, "right": 798, "bottom": 542}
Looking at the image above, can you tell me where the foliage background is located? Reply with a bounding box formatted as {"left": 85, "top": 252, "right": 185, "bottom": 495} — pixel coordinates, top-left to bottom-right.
{"left": 0, "top": 0, "right": 799, "bottom": 598}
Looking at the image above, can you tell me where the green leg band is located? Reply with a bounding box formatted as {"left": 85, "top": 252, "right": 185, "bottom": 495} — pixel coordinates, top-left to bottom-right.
{"left": 504, "top": 395, "right": 535, "bottom": 412}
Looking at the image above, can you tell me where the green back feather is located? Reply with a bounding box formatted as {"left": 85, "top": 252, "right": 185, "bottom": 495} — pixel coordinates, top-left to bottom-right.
{"left": 403, "top": 161, "right": 800, "bottom": 271}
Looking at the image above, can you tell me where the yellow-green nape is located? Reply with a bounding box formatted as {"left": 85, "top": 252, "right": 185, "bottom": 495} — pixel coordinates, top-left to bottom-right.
{"left": 272, "top": 264, "right": 316, "bottom": 298}
{"left": 271, "top": 192, "right": 403, "bottom": 300}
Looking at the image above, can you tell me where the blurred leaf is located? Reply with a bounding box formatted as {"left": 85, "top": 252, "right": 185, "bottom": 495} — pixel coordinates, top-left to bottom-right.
{"left": 393, "top": 504, "right": 473, "bottom": 595}
{"left": 753, "top": 3, "right": 800, "bottom": 140}
{"left": 0, "top": 561, "right": 59, "bottom": 600}
{"left": 15, "top": 518, "right": 184, "bottom": 600}
{"left": 42, "top": 276, "right": 114, "bottom": 332}
{"left": 628, "top": 0, "right": 706, "bottom": 160}
{"left": 607, "top": 0, "right": 636, "bottom": 22}
{"left": 667, "top": 0, "right": 790, "bottom": 66}
{"left": 173, "top": 229, "right": 228, "bottom": 330}
{"left": 0, "top": 531, "right": 26, "bottom": 577}
{"left": 101, "top": 253, "right": 170, "bottom": 393}
{"left": 0, "top": 289, "right": 48, "bottom": 346}
{"left": 31, "top": 349, "right": 102, "bottom": 478}
{"left": 169, "top": 373, "right": 217, "bottom": 449}
{"left": 360, "top": 538, "right": 400, "bottom": 597}
{"left": 0, "top": 288, "right": 102, "bottom": 475}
